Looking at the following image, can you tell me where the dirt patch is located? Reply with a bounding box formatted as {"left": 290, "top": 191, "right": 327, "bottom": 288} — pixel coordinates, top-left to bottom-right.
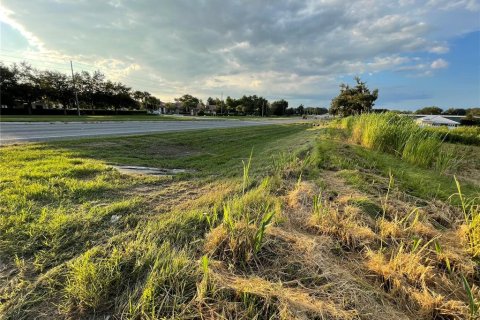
{"left": 112, "top": 165, "right": 194, "bottom": 176}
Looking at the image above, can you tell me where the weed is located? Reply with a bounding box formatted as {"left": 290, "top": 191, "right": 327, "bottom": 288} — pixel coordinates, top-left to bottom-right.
{"left": 204, "top": 177, "right": 281, "bottom": 264}
{"left": 434, "top": 241, "right": 452, "bottom": 273}
{"left": 242, "top": 149, "right": 253, "bottom": 194}
{"left": 462, "top": 275, "right": 479, "bottom": 318}
{"left": 196, "top": 255, "right": 210, "bottom": 300}
{"left": 453, "top": 176, "right": 480, "bottom": 257}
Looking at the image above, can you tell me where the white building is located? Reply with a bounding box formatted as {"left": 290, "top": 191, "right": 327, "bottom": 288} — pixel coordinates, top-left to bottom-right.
{"left": 416, "top": 115, "right": 460, "bottom": 129}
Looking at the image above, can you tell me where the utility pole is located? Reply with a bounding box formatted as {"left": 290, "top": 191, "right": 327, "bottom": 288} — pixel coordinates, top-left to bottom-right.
{"left": 262, "top": 100, "right": 264, "bottom": 117}
{"left": 70, "top": 60, "right": 80, "bottom": 116}
{"left": 221, "top": 91, "right": 223, "bottom": 116}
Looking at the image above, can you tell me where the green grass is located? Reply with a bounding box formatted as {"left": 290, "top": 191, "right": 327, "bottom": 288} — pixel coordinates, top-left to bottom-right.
{"left": 315, "top": 135, "right": 480, "bottom": 202}
{"left": 426, "top": 126, "right": 480, "bottom": 146}
{"left": 2, "top": 121, "right": 479, "bottom": 319}
{"left": 335, "top": 112, "right": 455, "bottom": 169}
{"left": 0, "top": 124, "right": 316, "bottom": 319}
{"left": 50, "top": 124, "right": 311, "bottom": 179}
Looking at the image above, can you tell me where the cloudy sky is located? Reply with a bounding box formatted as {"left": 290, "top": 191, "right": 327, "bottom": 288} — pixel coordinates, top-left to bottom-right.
{"left": 1, "top": 0, "right": 479, "bottom": 110}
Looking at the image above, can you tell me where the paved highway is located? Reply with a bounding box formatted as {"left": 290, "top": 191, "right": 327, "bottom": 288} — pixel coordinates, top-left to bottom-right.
{"left": 0, "top": 119, "right": 304, "bottom": 144}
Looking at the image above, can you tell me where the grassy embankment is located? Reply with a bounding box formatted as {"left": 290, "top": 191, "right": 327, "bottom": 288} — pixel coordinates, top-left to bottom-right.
{"left": 0, "top": 118, "right": 479, "bottom": 319}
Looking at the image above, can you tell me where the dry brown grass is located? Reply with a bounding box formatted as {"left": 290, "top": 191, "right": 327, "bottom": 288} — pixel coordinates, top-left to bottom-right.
{"left": 309, "top": 203, "right": 376, "bottom": 250}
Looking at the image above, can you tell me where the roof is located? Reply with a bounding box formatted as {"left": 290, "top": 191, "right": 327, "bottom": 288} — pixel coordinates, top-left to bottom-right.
{"left": 416, "top": 115, "right": 460, "bottom": 125}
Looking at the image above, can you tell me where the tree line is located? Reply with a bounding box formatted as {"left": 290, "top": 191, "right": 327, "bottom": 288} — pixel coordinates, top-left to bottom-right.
{"left": 0, "top": 62, "right": 162, "bottom": 114}
{"left": 0, "top": 62, "right": 330, "bottom": 116}
{"left": 3, "top": 62, "right": 473, "bottom": 118}
{"left": 204, "top": 96, "right": 327, "bottom": 116}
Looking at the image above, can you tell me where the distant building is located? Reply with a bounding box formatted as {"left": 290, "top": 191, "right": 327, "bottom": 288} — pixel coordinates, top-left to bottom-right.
{"left": 30, "top": 100, "right": 48, "bottom": 110}
{"left": 415, "top": 115, "right": 460, "bottom": 128}
{"left": 146, "top": 102, "right": 167, "bottom": 115}
{"left": 204, "top": 104, "right": 217, "bottom": 115}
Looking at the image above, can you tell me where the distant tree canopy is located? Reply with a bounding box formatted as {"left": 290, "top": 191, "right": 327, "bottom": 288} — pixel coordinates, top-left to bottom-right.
{"left": 270, "top": 99, "right": 288, "bottom": 116}
{"left": 415, "top": 106, "right": 443, "bottom": 115}
{"left": 466, "top": 108, "right": 480, "bottom": 117}
{"left": 443, "top": 108, "right": 467, "bottom": 115}
{"left": 176, "top": 94, "right": 200, "bottom": 113}
{"left": 329, "top": 77, "right": 378, "bottom": 117}
{"left": 1, "top": 61, "right": 335, "bottom": 117}
{"left": 297, "top": 104, "right": 305, "bottom": 115}
{"left": 0, "top": 62, "right": 156, "bottom": 114}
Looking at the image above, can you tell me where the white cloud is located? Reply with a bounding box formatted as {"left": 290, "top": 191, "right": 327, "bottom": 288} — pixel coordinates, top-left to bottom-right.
{"left": 429, "top": 45, "right": 450, "bottom": 54}
{"left": 0, "top": 0, "right": 478, "bottom": 105}
{"left": 431, "top": 58, "right": 449, "bottom": 69}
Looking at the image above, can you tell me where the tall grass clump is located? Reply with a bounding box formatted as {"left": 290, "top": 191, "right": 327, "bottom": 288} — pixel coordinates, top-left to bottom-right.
{"left": 336, "top": 112, "right": 454, "bottom": 169}
{"left": 65, "top": 240, "right": 198, "bottom": 317}
{"left": 204, "top": 178, "right": 281, "bottom": 265}
{"left": 453, "top": 177, "right": 480, "bottom": 258}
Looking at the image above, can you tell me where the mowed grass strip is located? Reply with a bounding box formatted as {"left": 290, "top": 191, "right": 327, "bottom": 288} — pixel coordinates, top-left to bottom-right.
{"left": 0, "top": 124, "right": 309, "bottom": 263}
{"left": 52, "top": 124, "right": 311, "bottom": 178}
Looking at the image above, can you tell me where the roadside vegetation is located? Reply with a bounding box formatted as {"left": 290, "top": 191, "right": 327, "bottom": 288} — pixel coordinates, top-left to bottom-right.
{"left": 426, "top": 126, "right": 480, "bottom": 146}
{"left": 1, "top": 122, "right": 479, "bottom": 319}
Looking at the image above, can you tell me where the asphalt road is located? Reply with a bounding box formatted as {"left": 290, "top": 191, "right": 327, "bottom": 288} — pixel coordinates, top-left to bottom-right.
{"left": 0, "top": 119, "right": 304, "bottom": 144}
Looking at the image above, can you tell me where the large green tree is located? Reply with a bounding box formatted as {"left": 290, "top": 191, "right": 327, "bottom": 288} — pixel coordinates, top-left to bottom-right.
{"left": 329, "top": 77, "right": 378, "bottom": 117}
{"left": 270, "top": 99, "right": 288, "bottom": 116}
{"left": 176, "top": 94, "right": 200, "bottom": 113}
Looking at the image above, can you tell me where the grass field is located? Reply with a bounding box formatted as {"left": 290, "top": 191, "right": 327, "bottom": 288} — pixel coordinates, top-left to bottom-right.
{"left": 0, "top": 122, "right": 479, "bottom": 319}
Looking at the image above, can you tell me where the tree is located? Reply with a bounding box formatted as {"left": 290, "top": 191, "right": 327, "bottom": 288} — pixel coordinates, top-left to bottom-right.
{"left": 297, "top": 104, "right": 304, "bottom": 115}
{"left": 16, "top": 63, "right": 42, "bottom": 114}
{"left": 226, "top": 96, "right": 241, "bottom": 114}
{"left": 270, "top": 99, "right": 288, "bottom": 116}
{"left": 176, "top": 94, "right": 200, "bottom": 113}
{"left": 415, "top": 106, "right": 443, "bottom": 115}
{"left": 207, "top": 97, "right": 216, "bottom": 105}
{"left": 329, "top": 77, "right": 378, "bottom": 117}
{"left": 38, "top": 70, "right": 73, "bottom": 114}
{"left": 144, "top": 95, "right": 162, "bottom": 111}
{"left": 0, "top": 63, "right": 19, "bottom": 107}
{"left": 133, "top": 90, "right": 146, "bottom": 105}
{"left": 443, "top": 108, "right": 466, "bottom": 115}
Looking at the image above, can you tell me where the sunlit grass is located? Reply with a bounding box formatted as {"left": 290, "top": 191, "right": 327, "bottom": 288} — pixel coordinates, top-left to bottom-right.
{"left": 2, "top": 122, "right": 479, "bottom": 319}
{"left": 335, "top": 112, "right": 458, "bottom": 170}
